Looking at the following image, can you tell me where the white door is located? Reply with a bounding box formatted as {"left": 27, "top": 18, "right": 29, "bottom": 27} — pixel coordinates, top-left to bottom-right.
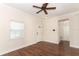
{"left": 59, "top": 19, "right": 70, "bottom": 41}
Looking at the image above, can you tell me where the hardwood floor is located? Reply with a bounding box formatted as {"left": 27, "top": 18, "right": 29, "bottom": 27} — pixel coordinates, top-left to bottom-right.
{"left": 3, "top": 41, "right": 79, "bottom": 56}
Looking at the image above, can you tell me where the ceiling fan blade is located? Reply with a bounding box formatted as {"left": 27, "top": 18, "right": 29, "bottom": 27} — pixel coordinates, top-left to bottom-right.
{"left": 46, "top": 7, "right": 56, "bottom": 10}
{"left": 33, "top": 5, "right": 41, "bottom": 9}
{"left": 36, "top": 10, "right": 42, "bottom": 14}
{"left": 44, "top": 9, "right": 48, "bottom": 14}
{"left": 42, "top": 3, "right": 48, "bottom": 8}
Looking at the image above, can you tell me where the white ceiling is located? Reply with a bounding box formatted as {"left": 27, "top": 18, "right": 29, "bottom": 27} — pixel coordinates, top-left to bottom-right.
{"left": 5, "top": 3, "right": 79, "bottom": 18}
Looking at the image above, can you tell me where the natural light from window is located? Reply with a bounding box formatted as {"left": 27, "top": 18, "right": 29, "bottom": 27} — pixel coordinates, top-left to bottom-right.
{"left": 10, "top": 21, "right": 24, "bottom": 39}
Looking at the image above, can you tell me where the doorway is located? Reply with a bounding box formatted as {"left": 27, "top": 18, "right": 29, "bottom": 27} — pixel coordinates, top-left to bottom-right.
{"left": 58, "top": 19, "right": 70, "bottom": 55}
{"left": 58, "top": 19, "right": 70, "bottom": 41}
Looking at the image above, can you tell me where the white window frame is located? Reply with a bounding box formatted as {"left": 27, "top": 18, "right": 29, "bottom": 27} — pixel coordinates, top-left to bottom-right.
{"left": 10, "top": 20, "right": 24, "bottom": 40}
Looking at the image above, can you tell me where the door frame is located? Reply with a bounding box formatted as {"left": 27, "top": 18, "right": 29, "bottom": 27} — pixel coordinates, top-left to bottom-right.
{"left": 58, "top": 18, "right": 70, "bottom": 42}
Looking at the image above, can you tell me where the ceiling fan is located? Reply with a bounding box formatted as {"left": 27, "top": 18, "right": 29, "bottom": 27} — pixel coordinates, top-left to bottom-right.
{"left": 33, "top": 3, "right": 56, "bottom": 15}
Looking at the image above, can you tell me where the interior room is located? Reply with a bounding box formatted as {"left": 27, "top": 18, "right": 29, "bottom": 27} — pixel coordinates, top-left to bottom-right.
{"left": 0, "top": 3, "right": 79, "bottom": 56}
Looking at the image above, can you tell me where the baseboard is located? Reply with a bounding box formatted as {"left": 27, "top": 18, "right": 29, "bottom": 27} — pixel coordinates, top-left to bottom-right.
{"left": 0, "top": 42, "right": 39, "bottom": 55}
{"left": 42, "top": 40, "right": 59, "bottom": 44}
{"left": 0, "top": 44, "right": 27, "bottom": 55}
{"left": 0, "top": 41, "right": 59, "bottom": 55}
{"left": 70, "top": 45, "right": 79, "bottom": 48}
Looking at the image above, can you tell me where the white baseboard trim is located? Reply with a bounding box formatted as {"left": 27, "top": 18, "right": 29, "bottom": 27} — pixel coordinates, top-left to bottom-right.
{"left": 0, "top": 41, "right": 59, "bottom": 55}
{"left": 0, "top": 44, "right": 27, "bottom": 55}
{"left": 70, "top": 45, "right": 79, "bottom": 48}
{"left": 0, "top": 42, "right": 39, "bottom": 55}
{"left": 42, "top": 40, "right": 59, "bottom": 44}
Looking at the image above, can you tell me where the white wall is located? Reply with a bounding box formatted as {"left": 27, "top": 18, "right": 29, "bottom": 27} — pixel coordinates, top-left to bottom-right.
{"left": 0, "top": 4, "right": 42, "bottom": 55}
{"left": 43, "top": 17, "right": 59, "bottom": 44}
{"left": 43, "top": 11, "right": 79, "bottom": 48}
{"left": 69, "top": 14, "right": 79, "bottom": 48}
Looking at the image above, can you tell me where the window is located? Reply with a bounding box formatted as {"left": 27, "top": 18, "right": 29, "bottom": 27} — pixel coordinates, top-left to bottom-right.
{"left": 10, "top": 21, "right": 24, "bottom": 39}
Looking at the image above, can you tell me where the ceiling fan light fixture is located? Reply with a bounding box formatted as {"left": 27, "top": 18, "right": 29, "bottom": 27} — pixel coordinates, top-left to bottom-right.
{"left": 33, "top": 3, "right": 56, "bottom": 15}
